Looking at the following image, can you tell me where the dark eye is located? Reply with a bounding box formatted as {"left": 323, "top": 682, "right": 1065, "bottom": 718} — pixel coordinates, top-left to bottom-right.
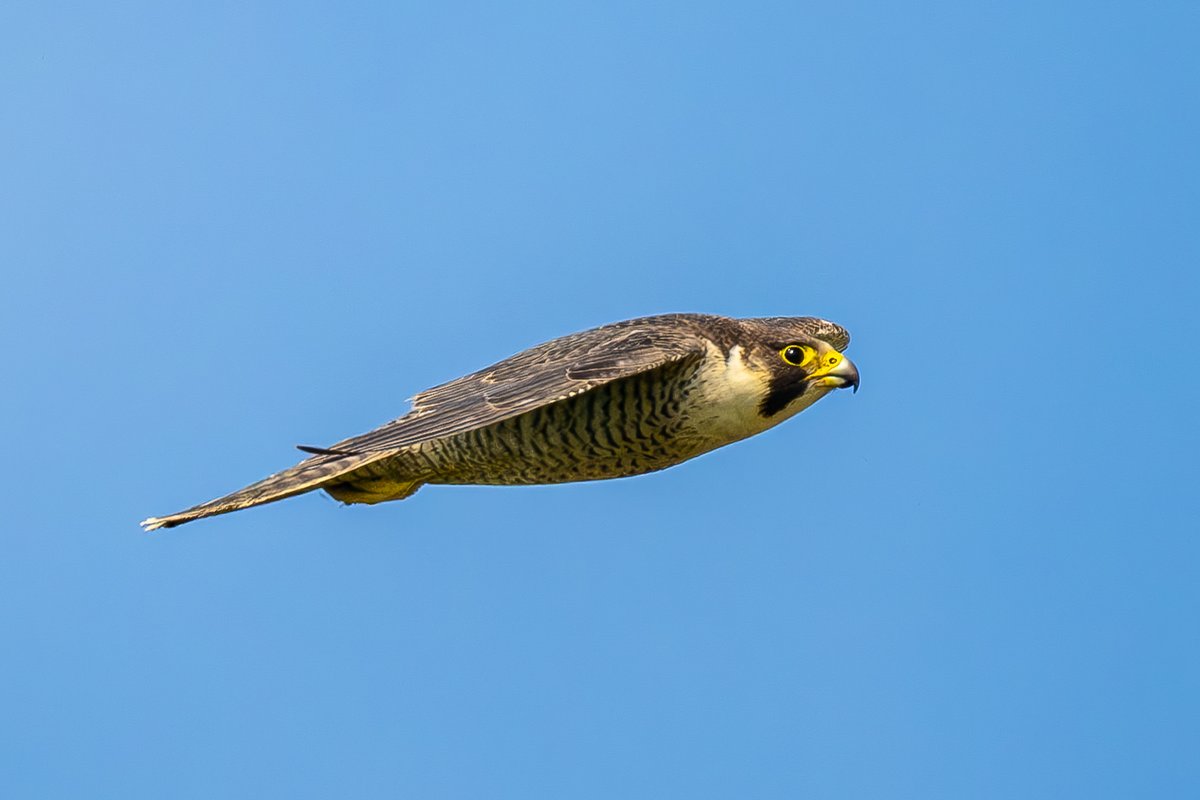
{"left": 781, "top": 345, "right": 808, "bottom": 366}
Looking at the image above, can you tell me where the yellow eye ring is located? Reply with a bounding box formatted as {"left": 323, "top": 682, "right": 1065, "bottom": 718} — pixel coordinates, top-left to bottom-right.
{"left": 780, "top": 345, "right": 812, "bottom": 367}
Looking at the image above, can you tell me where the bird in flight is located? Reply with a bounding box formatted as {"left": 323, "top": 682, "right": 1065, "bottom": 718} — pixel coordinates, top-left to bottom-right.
{"left": 142, "top": 313, "right": 858, "bottom": 530}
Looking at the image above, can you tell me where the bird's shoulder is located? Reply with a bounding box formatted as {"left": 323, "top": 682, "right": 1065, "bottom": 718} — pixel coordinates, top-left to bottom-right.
{"left": 327, "top": 314, "right": 741, "bottom": 452}
{"left": 413, "top": 313, "right": 738, "bottom": 409}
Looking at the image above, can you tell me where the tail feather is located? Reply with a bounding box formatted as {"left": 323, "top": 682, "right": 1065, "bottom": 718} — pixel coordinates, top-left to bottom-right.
{"left": 140, "top": 450, "right": 397, "bottom": 531}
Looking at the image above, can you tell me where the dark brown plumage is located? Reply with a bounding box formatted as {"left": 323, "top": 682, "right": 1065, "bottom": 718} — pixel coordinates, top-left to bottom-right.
{"left": 142, "top": 313, "right": 857, "bottom": 530}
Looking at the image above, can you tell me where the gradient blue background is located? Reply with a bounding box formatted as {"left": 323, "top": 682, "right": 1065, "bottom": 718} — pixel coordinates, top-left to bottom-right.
{"left": 3, "top": 2, "right": 1197, "bottom": 797}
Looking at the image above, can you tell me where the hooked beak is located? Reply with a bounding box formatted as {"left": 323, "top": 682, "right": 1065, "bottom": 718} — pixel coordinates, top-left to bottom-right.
{"left": 808, "top": 353, "right": 859, "bottom": 393}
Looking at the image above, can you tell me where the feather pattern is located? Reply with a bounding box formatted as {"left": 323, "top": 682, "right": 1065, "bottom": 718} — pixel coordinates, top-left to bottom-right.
{"left": 322, "top": 314, "right": 732, "bottom": 453}
{"left": 141, "top": 313, "right": 854, "bottom": 530}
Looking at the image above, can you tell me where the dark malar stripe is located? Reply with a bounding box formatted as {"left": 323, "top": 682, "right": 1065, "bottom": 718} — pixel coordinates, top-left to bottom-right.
{"left": 760, "top": 375, "right": 808, "bottom": 417}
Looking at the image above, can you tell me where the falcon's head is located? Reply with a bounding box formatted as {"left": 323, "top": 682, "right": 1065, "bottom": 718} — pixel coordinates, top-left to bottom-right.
{"left": 736, "top": 316, "right": 859, "bottom": 419}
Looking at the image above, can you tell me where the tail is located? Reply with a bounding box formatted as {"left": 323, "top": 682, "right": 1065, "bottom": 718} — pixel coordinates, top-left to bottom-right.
{"left": 140, "top": 450, "right": 401, "bottom": 531}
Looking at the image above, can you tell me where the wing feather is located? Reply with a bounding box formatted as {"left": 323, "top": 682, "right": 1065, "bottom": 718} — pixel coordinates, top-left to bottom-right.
{"left": 324, "top": 315, "right": 719, "bottom": 453}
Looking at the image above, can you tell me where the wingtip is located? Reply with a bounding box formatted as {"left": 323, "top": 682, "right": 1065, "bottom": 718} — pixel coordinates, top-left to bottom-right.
{"left": 140, "top": 517, "right": 167, "bottom": 532}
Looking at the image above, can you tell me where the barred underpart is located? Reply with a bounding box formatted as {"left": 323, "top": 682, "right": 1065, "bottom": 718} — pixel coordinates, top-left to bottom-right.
{"left": 380, "top": 359, "right": 708, "bottom": 487}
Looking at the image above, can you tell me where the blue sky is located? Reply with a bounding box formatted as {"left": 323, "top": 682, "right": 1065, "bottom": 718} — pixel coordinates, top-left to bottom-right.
{"left": 2, "top": 1, "right": 1197, "bottom": 797}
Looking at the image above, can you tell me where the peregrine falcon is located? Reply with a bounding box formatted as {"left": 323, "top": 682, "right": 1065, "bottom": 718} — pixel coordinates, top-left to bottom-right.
{"left": 142, "top": 313, "right": 858, "bottom": 530}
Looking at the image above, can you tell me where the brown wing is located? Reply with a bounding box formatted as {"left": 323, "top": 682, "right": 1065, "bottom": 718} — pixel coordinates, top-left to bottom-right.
{"left": 322, "top": 314, "right": 725, "bottom": 454}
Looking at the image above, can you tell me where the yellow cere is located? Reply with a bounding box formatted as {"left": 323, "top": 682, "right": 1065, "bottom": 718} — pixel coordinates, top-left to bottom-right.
{"left": 807, "top": 352, "right": 845, "bottom": 384}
